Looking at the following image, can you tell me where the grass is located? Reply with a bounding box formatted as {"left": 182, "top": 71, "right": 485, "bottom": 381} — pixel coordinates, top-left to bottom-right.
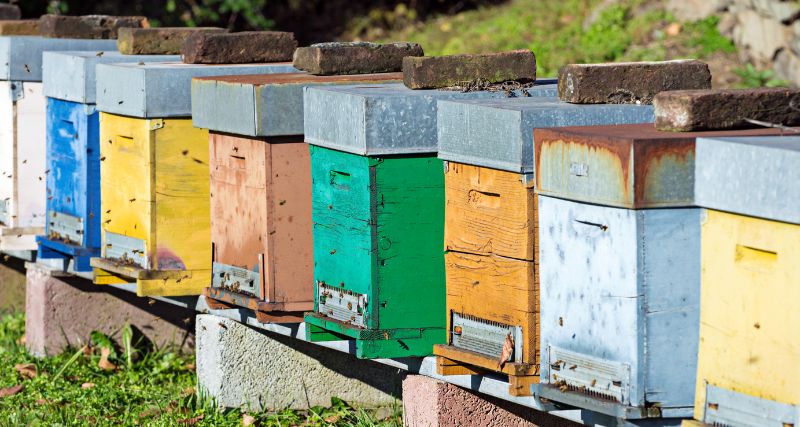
{"left": 0, "top": 313, "right": 401, "bottom": 426}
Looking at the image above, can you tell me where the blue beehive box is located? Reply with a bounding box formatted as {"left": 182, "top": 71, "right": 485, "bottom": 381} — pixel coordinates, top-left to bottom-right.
{"left": 37, "top": 51, "right": 179, "bottom": 271}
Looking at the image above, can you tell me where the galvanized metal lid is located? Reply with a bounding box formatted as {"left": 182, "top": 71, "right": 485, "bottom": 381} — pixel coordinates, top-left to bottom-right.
{"left": 534, "top": 124, "right": 792, "bottom": 209}
{"left": 96, "top": 61, "right": 298, "bottom": 118}
{"left": 0, "top": 36, "right": 117, "bottom": 82}
{"left": 43, "top": 51, "right": 180, "bottom": 104}
{"left": 438, "top": 98, "right": 654, "bottom": 174}
{"left": 302, "top": 81, "right": 558, "bottom": 156}
{"left": 191, "top": 72, "right": 403, "bottom": 137}
{"left": 695, "top": 135, "right": 800, "bottom": 224}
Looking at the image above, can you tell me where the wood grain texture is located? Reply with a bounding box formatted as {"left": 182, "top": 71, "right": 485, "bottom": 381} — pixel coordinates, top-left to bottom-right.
{"left": 445, "top": 251, "right": 538, "bottom": 366}
{"left": 444, "top": 162, "right": 535, "bottom": 261}
{"left": 210, "top": 132, "right": 313, "bottom": 305}
{"left": 693, "top": 210, "right": 800, "bottom": 418}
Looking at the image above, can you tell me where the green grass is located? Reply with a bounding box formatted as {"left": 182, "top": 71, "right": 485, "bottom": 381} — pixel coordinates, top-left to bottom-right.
{"left": 0, "top": 314, "right": 401, "bottom": 426}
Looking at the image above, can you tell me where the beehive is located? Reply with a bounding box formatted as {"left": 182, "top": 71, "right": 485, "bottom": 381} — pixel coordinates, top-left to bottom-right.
{"left": 688, "top": 136, "right": 800, "bottom": 427}
{"left": 434, "top": 99, "right": 655, "bottom": 396}
{"left": 89, "top": 61, "right": 297, "bottom": 296}
{"left": 302, "top": 83, "right": 558, "bottom": 359}
{"left": 37, "top": 51, "right": 179, "bottom": 271}
{"left": 0, "top": 36, "right": 116, "bottom": 251}
{"left": 190, "top": 72, "right": 401, "bottom": 322}
{"left": 533, "top": 125, "right": 793, "bottom": 419}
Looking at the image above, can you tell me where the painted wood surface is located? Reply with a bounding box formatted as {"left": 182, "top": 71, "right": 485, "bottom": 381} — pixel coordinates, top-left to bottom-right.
{"left": 444, "top": 162, "right": 536, "bottom": 260}
{"left": 693, "top": 210, "right": 800, "bottom": 419}
{"left": 0, "top": 82, "right": 46, "bottom": 250}
{"left": 538, "top": 195, "right": 701, "bottom": 413}
{"left": 209, "top": 132, "right": 313, "bottom": 306}
{"left": 308, "top": 145, "right": 446, "bottom": 357}
{"left": 97, "top": 113, "right": 211, "bottom": 296}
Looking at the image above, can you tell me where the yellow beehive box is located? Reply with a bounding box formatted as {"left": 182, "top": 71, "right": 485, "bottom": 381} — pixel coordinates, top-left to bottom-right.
{"left": 90, "top": 113, "right": 211, "bottom": 296}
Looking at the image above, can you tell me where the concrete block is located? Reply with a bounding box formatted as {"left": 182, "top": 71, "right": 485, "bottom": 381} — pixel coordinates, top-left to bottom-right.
{"left": 38, "top": 14, "right": 149, "bottom": 39}
{"left": 0, "top": 4, "right": 21, "bottom": 20}
{"left": 437, "top": 97, "right": 653, "bottom": 174}
{"left": 0, "top": 256, "right": 26, "bottom": 314}
{"left": 303, "top": 82, "right": 556, "bottom": 156}
{"left": 695, "top": 136, "right": 800, "bottom": 224}
{"left": 293, "top": 42, "right": 423, "bottom": 75}
{"left": 0, "top": 36, "right": 118, "bottom": 82}
{"left": 196, "top": 314, "right": 401, "bottom": 410}
{"left": 402, "top": 375, "right": 579, "bottom": 427}
{"left": 654, "top": 88, "right": 800, "bottom": 131}
{"left": 96, "top": 61, "right": 298, "bottom": 118}
{"left": 182, "top": 31, "right": 296, "bottom": 64}
{"left": 0, "top": 20, "right": 40, "bottom": 36}
{"left": 191, "top": 72, "right": 401, "bottom": 136}
{"left": 25, "top": 263, "right": 195, "bottom": 357}
{"left": 403, "top": 50, "right": 536, "bottom": 89}
{"left": 117, "top": 27, "right": 227, "bottom": 55}
{"left": 558, "top": 60, "right": 711, "bottom": 104}
{"left": 43, "top": 51, "right": 180, "bottom": 104}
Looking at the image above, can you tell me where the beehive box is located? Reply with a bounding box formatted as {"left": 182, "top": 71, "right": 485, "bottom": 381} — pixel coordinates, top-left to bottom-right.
{"left": 687, "top": 136, "right": 800, "bottom": 427}
{"left": 433, "top": 99, "right": 654, "bottom": 395}
{"left": 89, "top": 61, "right": 298, "bottom": 296}
{"left": 0, "top": 37, "right": 117, "bottom": 251}
{"left": 301, "top": 83, "right": 558, "bottom": 359}
{"left": 37, "top": 51, "right": 179, "bottom": 271}
{"left": 190, "top": 72, "right": 402, "bottom": 322}
{"left": 533, "top": 125, "right": 793, "bottom": 419}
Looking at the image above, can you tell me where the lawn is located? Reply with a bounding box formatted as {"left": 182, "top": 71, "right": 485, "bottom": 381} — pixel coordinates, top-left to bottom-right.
{"left": 0, "top": 313, "right": 400, "bottom": 426}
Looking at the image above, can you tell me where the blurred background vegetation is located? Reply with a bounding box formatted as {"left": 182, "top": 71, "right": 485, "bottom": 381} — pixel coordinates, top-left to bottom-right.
{"left": 12, "top": 0, "right": 793, "bottom": 88}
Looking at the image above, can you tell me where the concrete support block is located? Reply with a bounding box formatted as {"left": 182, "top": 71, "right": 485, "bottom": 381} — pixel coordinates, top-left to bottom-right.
{"left": 0, "top": 257, "right": 27, "bottom": 313}
{"left": 196, "top": 314, "right": 402, "bottom": 411}
{"left": 25, "top": 263, "right": 194, "bottom": 357}
{"left": 402, "top": 375, "right": 578, "bottom": 427}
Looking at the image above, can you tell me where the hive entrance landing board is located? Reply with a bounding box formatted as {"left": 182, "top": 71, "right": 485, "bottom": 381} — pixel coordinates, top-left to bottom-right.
{"left": 90, "top": 113, "right": 211, "bottom": 296}
{"left": 207, "top": 132, "right": 313, "bottom": 315}
{"left": 36, "top": 98, "right": 101, "bottom": 272}
{"left": 0, "top": 81, "right": 46, "bottom": 251}
{"left": 303, "top": 145, "right": 446, "bottom": 359}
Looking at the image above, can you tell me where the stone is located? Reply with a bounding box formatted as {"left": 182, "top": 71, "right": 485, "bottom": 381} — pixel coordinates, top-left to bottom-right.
{"left": 751, "top": 0, "right": 800, "bottom": 23}
{"left": 402, "top": 50, "right": 536, "bottom": 90}
{"left": 25, "top": 263, "right": 195, "bottom": 357}
{"left": 664, "top": 0, "right": 730, "bottom": 20}
{"left": 731, "top": 10, "right": 786, "bottom": 64}
{"left": 117, "top": 27, "right": 227, "bottom": 55}
{"left": 0, "top": 4, "right": 20, "bottom": 20}
{"left": 402, "top": 375, "right": 579, "bottom": 427}
{"left": 558, "top": 60, "right": 712, "bottom": 105}
{"left": 0, "top": 20, "right": 39, "bottom": 36}
{"left": 293, "top": 42, "right": 423, "bottom": 75}
{"left": 195, "top": 314, "right": 401, "bottom": 410}
{"left": 774, "top": 49, "right": 800, "bottom": 88}
{"left": 181, "top": 31, "right": 296, "bottom": 64}
{"left": 38, "top": 14, "right": 149, "bottom": 39}
{"left": 654, "top": 88, "right": 800, "bottom": 132}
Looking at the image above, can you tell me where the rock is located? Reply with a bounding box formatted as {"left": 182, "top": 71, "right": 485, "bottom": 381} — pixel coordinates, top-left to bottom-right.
{"left": 38, "top": 14, "right": 149, "bottom": 39}
{"left": 117, "top": 27, "right": 227, "bottom": 55}
{"left": 558, "top": 60, "right": 712, "bottom": 104}
{"left": 293, "top": 42, "right": 423, "bottom": 75}
{"left": 731, "top": 10, "right": 786, "bottom": 64}
{"left": 0, "top": 20, "right": 40, "bottom": 36}
{"left": 774, "top": 49, "right": 800, "bottom": 88}
{"left": 181, "top": 31, "right": 296, "bottom": 64}
{"left": 750, "top": 0, "right": 800, "bottom": 23}
{"left": 665, "top": 0, "right": 731, "bottom": 20}
{"left": 402, "top": 50, "right": 536, "bottom": 90}
{"left": 0, "top": 4, "right": 21, "bottom": 20}
{"left": 654, "top": 88, "right": 800, "bottom": 131}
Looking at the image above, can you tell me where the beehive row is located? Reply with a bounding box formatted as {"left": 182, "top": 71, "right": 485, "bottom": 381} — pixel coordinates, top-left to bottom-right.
{"left": 0, "top": 12, "right": 795, "bottom": 427}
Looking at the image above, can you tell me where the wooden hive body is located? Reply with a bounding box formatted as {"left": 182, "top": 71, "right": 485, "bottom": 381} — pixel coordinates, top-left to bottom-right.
{"left": 304, "top": 145, "right": 446, "bottom": 359}
{"left": 91, "top": 113, "right": 211, "bottom": 296}
{"left": 36, "top": 98, "right": 100, "bottom": 271}
{"left": 0, "top": 81, "right": 46, "bottom": 250}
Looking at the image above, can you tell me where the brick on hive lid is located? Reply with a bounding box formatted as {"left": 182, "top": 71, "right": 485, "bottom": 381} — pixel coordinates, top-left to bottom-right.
{"left": 654, "top": 88, "right": 800, "bottom": 131}
{"left": 0, "top": 4, "right": 21, "bottom": 20}
{"left": 117, "top": 27, "right": 227, "bottom": 55}
{"left": 38, "top": 14, "right": 149, "bottom": 39}
{"left": 557, "top": 60, "right": 712, "bottom": 104}
{"left": 402, "top": 50, "right": 536, "bottom": 90}
{"left": 292, "top": 42, "right": 423, "bottom": 75}
{"left": 181, "top": 31, "right": 297, "bottom": 64}
{"left": 0, "top": 19, "right": 40, "bottom": 36}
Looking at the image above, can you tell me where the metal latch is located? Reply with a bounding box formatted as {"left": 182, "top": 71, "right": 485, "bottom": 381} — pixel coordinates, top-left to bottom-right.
{"left": 451, "top": 312, "right": 523, "bottom": 362}
{"left": 317, "top": 282, "right": 368, "bottom": 328}
{"left": 103, "top": 231, "right": 148, "bottom": 269}
{"left": 48, "top": 210, "right": 84, "bottom": 245}
{"left": 704, "top": 384, "right": 800, "bottom": 427}
{"left": 211, "top": 262, "right": 260, "bottom": 298}
{"left": 547, "top": 345, "right": 631, "bottom": 404}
